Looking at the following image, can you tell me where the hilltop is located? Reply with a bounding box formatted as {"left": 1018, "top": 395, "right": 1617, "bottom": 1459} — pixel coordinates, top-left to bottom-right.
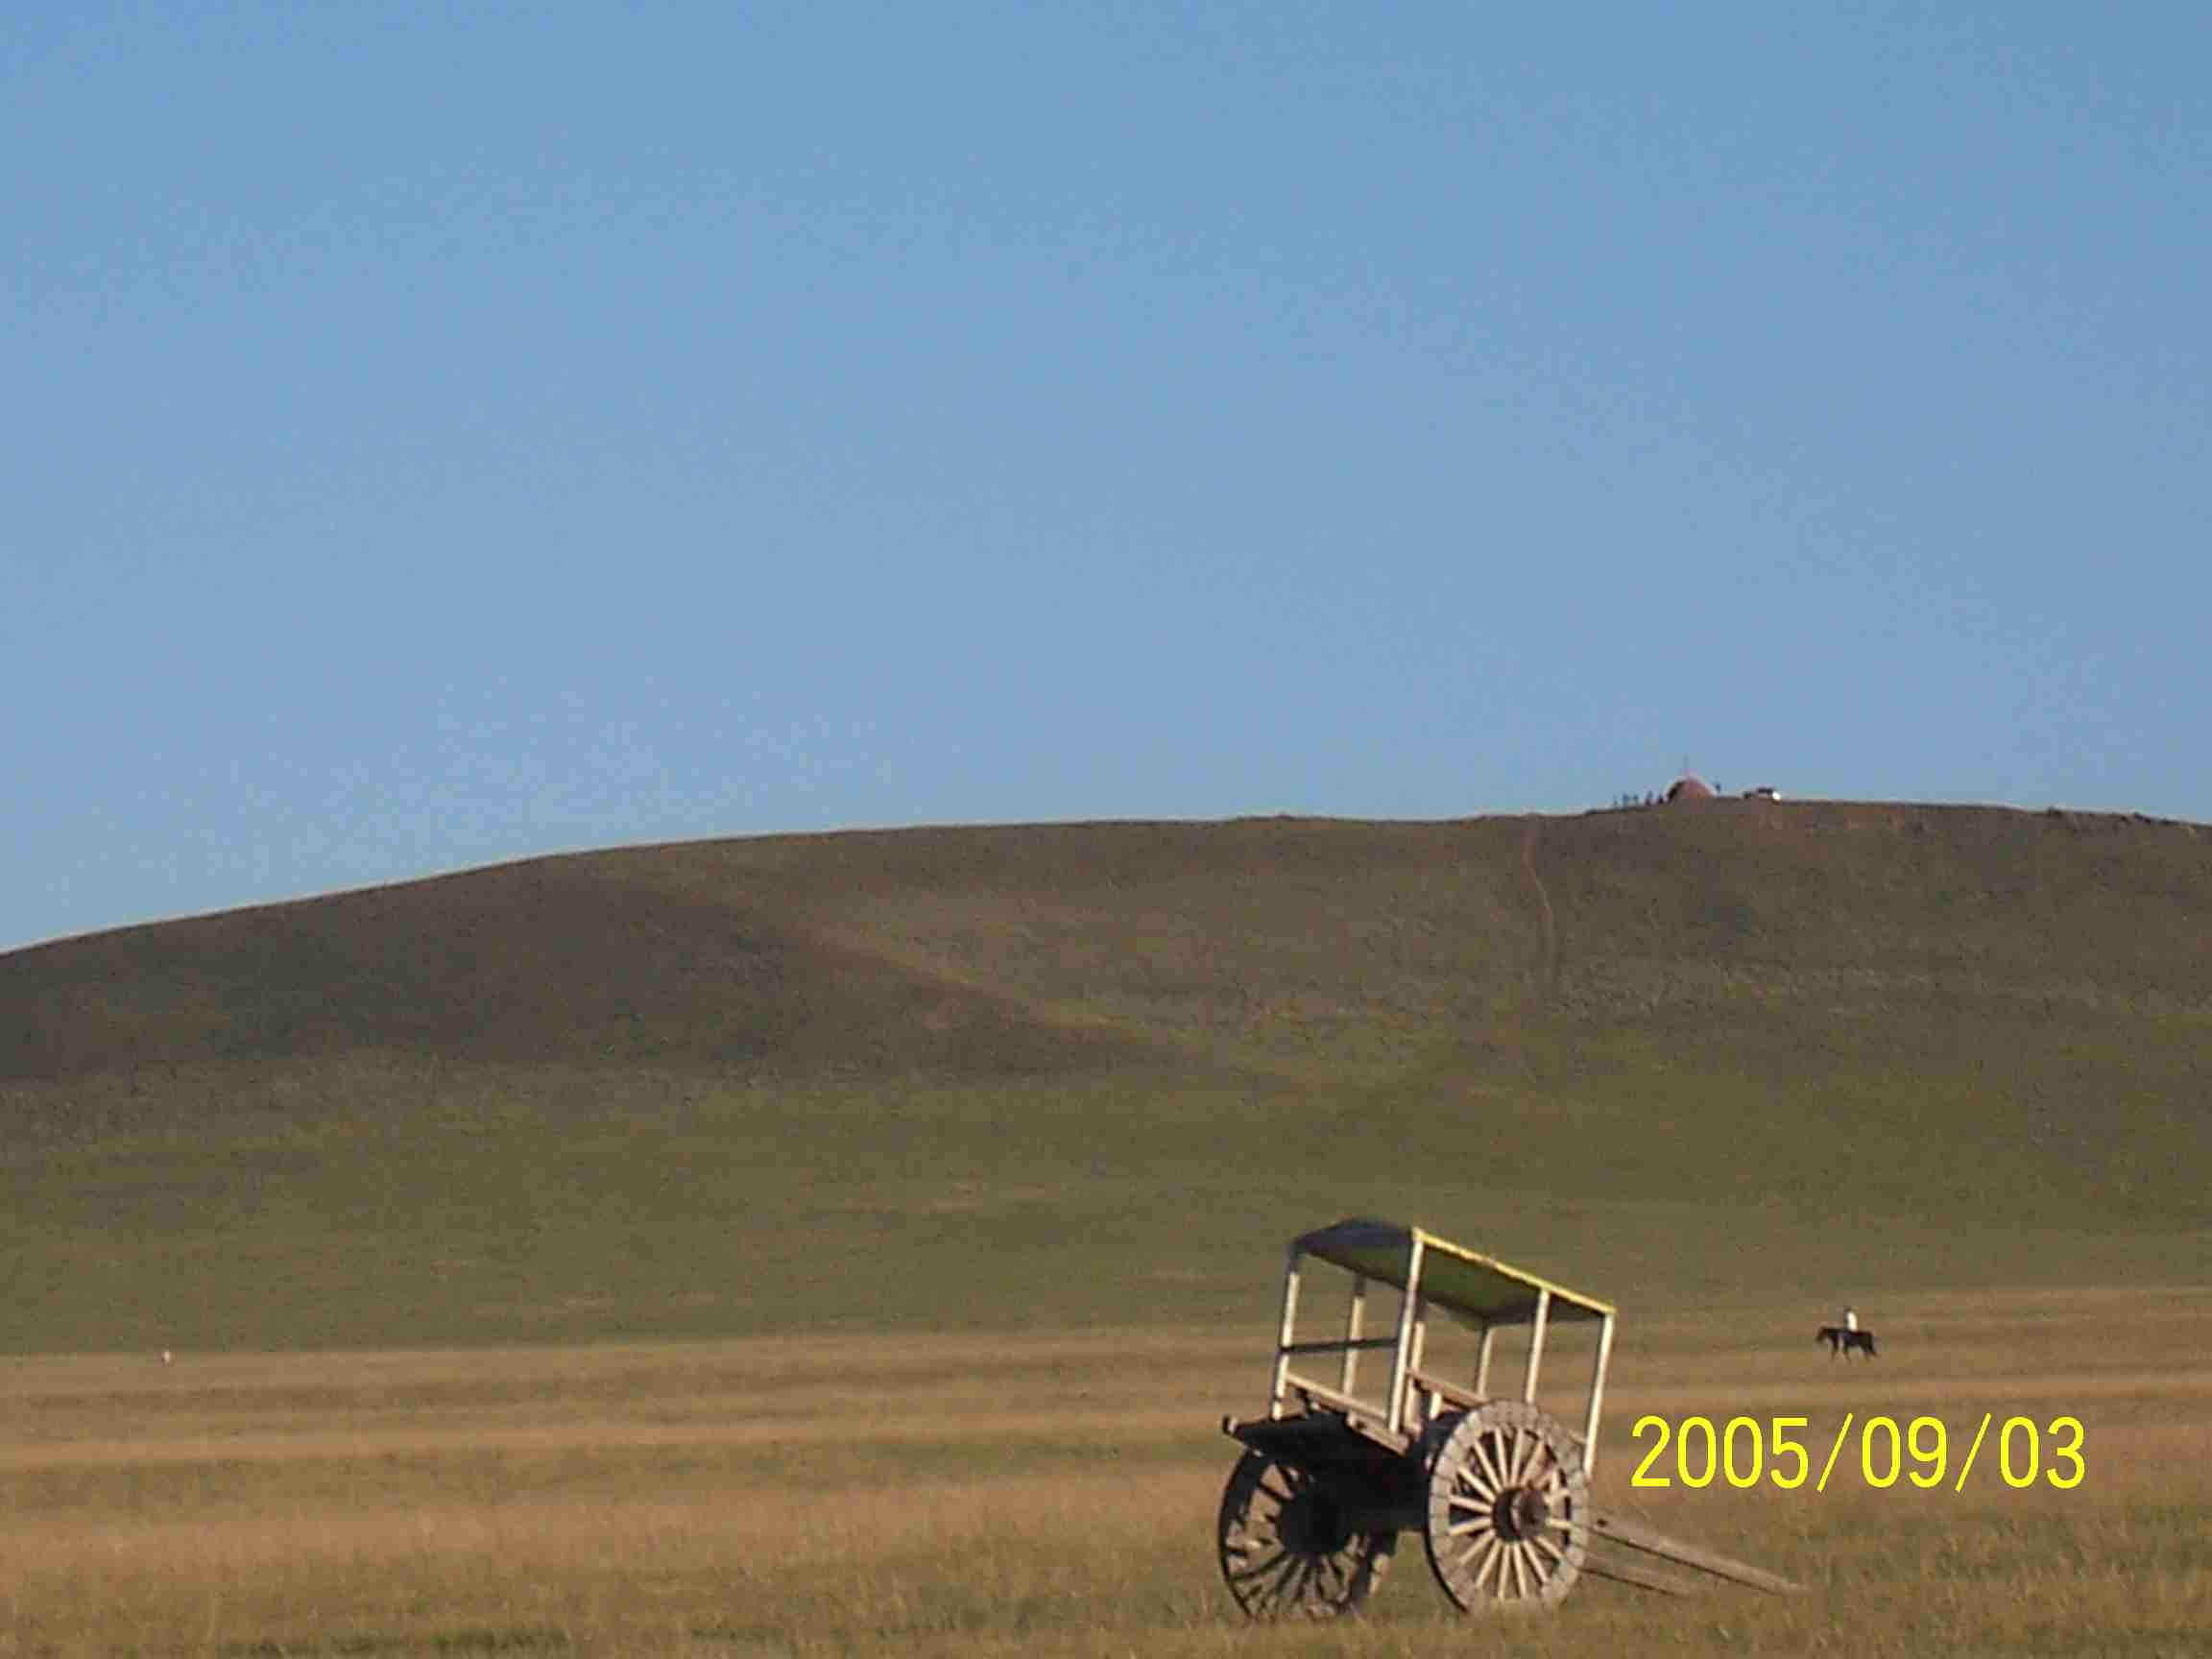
{"left": 3, "top": 803, "right": 2205, "bottom": 1353}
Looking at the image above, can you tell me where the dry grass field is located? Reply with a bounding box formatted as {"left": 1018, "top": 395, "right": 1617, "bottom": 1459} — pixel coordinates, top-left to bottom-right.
{"left": 6, "top": 1286, "right": 2206, "bottom": 1658}
{"left": 5, "top": 805, "right": 2207, "bottom": 1653}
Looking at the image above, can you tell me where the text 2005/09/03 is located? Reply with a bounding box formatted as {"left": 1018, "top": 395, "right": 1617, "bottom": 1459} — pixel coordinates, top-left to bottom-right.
{"left": 1629, "top": 1412, "right": 2085, "bottom": 1494}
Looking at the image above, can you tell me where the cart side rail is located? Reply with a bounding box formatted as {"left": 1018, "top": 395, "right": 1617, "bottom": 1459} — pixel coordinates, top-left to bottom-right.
{"left": 1265, "top": 1224, "right": 1620, "bottom": 1474}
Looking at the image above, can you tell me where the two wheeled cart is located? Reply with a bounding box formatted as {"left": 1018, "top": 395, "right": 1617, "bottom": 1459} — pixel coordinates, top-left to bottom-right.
{"left": 1216, "top": 1218, "right": 1803, "bottom": 1618}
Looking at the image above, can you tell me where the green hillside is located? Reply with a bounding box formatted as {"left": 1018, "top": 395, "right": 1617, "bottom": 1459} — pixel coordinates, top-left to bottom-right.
{"left": 3, "top": 803, "right": 2206, "bottom": 1355}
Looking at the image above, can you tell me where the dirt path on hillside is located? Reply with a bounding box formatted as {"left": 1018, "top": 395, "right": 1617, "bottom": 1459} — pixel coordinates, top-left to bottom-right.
{"left": 1521, "top": 818, "right": 1559, "bottom": 998}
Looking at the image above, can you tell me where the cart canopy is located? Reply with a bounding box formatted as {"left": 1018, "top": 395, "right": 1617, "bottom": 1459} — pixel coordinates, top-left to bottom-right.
{"left": 1293, "top": 1218, "right": 1614, "bottom": 1326}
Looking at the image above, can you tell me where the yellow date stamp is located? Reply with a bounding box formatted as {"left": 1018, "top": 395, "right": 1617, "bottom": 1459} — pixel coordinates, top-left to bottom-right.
{"left": 1628, "top": 1412, "right": 2084, "bottom": 1493}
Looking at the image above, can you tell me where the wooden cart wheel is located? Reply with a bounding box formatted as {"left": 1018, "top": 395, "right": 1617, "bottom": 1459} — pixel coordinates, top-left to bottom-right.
{"left": 1423, "top": 1401, "right": 1589, "bottom": 1611}
{"left": 1216, "top": 1449, "right": 1395, "bottom": 1620}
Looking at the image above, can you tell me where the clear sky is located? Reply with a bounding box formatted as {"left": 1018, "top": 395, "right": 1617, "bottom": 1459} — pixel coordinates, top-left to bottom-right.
{"left": 8, "top": 1, "right": 2207, "bottom": 952}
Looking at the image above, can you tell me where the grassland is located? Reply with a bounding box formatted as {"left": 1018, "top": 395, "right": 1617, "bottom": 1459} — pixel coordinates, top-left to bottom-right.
{"left": 2, "top": 802, "right": 2207, "bottom": 1652}
{"left": 5, "top": 804, "right": 2208, "bottom": 1354}
{"left": 5, "top": 1289, "right": 2205, "bottom": 1657}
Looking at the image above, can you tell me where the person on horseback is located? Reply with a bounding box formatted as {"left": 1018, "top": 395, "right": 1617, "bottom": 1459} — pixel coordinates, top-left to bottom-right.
{"left": 1842, "top": 1304, "right": 1858, "bottom": 1334}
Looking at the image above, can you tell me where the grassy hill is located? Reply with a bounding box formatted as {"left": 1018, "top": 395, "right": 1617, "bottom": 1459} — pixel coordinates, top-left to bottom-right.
{"left": 3, "top": 802, "right": 2206, "bottom": 1355}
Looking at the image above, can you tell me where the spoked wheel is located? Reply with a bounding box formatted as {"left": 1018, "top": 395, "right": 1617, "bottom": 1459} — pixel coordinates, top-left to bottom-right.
{"left": 1423, "top": 1401, "right": 1590, "bottom": 1611}
{"left": 1216, "top": 1449, "right": 1395, "bottom": 1620}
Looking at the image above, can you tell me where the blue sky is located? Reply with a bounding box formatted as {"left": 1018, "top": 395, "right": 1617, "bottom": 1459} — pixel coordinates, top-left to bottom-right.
{"left": 7, "top": 1, "right": 2208, "bottom": 951}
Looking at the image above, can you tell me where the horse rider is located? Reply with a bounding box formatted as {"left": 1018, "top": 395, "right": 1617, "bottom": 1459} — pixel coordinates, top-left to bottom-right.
{"left": 1842, "top": 1304, "right": 1858, "bottom": 1335}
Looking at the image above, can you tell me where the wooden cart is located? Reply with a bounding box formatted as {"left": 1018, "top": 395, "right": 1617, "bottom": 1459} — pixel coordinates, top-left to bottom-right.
{"left": 1216, "top": 1218, "right": 1802, "bottom": 1618}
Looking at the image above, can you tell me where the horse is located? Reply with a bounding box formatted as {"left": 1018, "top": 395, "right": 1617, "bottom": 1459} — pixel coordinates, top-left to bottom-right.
{"left": 1816, "top": 1324, "right": 1878, "bottom": 1358}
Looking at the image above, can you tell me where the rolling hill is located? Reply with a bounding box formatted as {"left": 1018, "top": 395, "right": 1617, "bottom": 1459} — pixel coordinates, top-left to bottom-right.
{"left": 3, "top": 802, "right": 2206, "bottom": 1354}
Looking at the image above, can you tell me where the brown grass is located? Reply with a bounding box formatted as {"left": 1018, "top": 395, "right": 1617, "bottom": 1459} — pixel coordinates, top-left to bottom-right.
{"left": 5, "top": 1290, "right": 2206, "bottom": 1657}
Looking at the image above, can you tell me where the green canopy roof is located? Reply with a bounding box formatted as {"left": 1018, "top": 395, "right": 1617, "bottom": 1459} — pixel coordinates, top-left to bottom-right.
{"left": 1293, "top": 1218, "right": 1614, "bottom": 1325}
